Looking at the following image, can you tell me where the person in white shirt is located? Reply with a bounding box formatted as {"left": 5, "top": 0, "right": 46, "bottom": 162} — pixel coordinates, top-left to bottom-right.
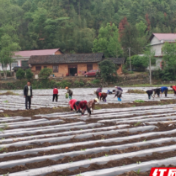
{"left": 24, "top": 81, "right": 33, "bottom": 110}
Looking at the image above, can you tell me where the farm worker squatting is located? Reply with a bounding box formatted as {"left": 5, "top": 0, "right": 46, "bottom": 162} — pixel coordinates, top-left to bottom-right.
{"left": 69, "top": 98, "right": 99, "bottom": 116}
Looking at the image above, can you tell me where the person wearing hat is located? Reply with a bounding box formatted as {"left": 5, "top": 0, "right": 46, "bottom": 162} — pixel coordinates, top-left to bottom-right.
{"left": 65, "top": 87, "right": 73, "bottom": 100}
{"left": 114, "top": 88, "right": 122, "bottom": 102}
{"left": 87, "top": 98, "right": 99, "bottom": 114}
{"left": 115, "top": 86, "right": 123, "bottom": 92}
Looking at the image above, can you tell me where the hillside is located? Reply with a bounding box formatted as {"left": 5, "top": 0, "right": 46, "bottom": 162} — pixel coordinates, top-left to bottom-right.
{"left": 0, "top": 0, "right": 176, "bottom": 54}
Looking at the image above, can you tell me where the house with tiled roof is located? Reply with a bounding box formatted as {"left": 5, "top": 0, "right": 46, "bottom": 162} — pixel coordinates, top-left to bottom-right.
{"left": 28, "top": 53, "right": 125, "bottom": 78}
{"left": 149, "top": 33, "right": 176, "bottom": 70}
{"left": 0, "top": 48, "right": 62, "bottom": 71}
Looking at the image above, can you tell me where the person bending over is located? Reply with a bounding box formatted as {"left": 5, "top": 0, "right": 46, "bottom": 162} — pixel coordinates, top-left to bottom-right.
{"left": 69, "top": 99, "right": 77, "bottom": 111}
{"left": 75, "top": 100, "right": 88, "bottom": 115}
{"left": 114, "top": 89, "right": 122, "bottom": 102}
{"left": 87, "top": 98, "right": 99, "bottom": 116}
{"left": 146, "top": 90, "right": 153, "bottom": 99}
{"left": 160, "top": 86, "right": 168, "bottom": 97}
{"left": 95, "top": 86, "right": 102, "bottom": 98}
{"left": 153, "top": 88, "right": 161, "bottom": 98}
{"left": 99, "top": 92, "right": 107, "bottom": 102}
{"left": 171, "top": 85, "right": 176, "bottom": 96}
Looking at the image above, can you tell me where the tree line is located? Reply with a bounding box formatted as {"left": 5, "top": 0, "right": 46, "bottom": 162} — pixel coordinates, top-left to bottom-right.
{"left": 0, "top": 0, "right": 176, "bottom": 80}
{"left": 1, "top": 0, "right": 176, "bottom": 53}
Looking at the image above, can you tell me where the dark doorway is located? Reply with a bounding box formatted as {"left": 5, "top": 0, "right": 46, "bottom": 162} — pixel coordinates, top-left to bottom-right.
{"left": 69, "top": 65, "right": 77, "bottom": 76}
{"left": 87, "top": 64, "right": 93, "bottom": 71}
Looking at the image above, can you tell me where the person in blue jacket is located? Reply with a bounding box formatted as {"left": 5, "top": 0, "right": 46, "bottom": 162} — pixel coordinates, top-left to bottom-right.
{"left": 160, "top": 86, "right": 168, "bottom": 97}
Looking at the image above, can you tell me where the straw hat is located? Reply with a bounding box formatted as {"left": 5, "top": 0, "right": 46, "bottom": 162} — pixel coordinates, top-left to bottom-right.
{"left": 94, "top": 98, "right": 99, "bottom": 103}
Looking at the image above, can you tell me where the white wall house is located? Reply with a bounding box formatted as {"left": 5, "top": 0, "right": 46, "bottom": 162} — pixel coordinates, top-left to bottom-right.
{"left": 149, "top": 33, "right": 176, "bottom": 70}
{"left": 0, "top": 48, "right": 61, "bottom": 71}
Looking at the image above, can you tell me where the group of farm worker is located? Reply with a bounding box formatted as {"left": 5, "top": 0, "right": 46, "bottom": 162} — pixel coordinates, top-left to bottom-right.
{"left": 146, "top": 86, "right": 176, "bottom": 99}
{"left": 68, "top": 86, "right": 123, "bottom": 116}
{"left": 95, "top": 86, "right": 123, "bottom": 102}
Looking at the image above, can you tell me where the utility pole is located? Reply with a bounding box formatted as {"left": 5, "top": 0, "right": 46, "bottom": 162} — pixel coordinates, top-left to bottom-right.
{"left": 128, "top": 47, "right": 132, "bottom": 71}
{"left": 149, "top": 56, "right": 152, "bottom": 85}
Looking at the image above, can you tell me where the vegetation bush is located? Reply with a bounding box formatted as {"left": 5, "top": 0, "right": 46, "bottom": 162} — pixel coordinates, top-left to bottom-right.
{"left": 73, "top": 79, "right": 84, "bottom": 87}
{"left": 7, "top": 71, "right": 11, "bottom": 77}
{"left": 57, "top": 80, "right": 71, "bottom": 88}
{"left": 99, "top": 59, "right": 118, "bottom": 82}
{"left": 39, "top": 68, "right": 52, "bottom": 79}
{"left": 91, "top": 79, "right": 100, "bottom": 84}
{"left": 16, "top": 69, "right": 25, "bottom": 80}
{"left": 26, "top": 69, "right": 34, "bottom": 80}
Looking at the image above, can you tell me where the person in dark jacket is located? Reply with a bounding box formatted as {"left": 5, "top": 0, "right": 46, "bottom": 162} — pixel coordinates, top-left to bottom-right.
{"left": 146, "top": 89, "right": 153, "bottom": 99}
{"left": 53, "top": 87, "right": 58, "bottom": 102}
{"left": 24, "top": 81, "right": 33, "bottom": 110}
{"left": 161, "top": 86, "right": 168, "bottom": 97}
{"left": 153, "top": 88, "right": 161, "bottom": 98}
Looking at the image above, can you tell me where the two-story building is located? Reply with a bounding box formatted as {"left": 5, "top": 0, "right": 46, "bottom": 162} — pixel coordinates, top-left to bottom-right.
{"left": 149, "top": 33, "right": 176, "bottom": 70}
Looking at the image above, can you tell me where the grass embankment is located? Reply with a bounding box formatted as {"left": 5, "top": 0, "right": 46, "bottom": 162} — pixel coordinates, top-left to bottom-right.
{"left": 0, "top": 91, "right": 19, "bottom": 96}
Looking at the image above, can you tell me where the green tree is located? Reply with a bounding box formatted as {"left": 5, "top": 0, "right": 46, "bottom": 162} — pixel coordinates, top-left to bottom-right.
{"left": 26, "top": 69, "right": 34, "bottom": 80}
{"left": 162, "top": 42, "right": 176, "bottom": 79}
{"left": 16, "top": 68, "right": 25, "bottom": 80}
{"left": 98, "top": 59, "right": 117, "bottom": 82}
{"left": 126, "top": 55, "right": 148, "bottom": 71}
{"left": 0, "top": 34, "right": 20, "bottom": 78}
{"left": 92, "top": 23, "right": 123, "bottom": 58}
{"left": 39, "top": 68, "right": 52, "bottom": 79}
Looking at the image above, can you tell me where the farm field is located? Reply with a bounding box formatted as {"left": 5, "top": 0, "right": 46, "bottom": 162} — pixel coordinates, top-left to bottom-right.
{"left": 0, "top": 88, "right": 176, "bottom": 176}
{"left": 0, "top": 87, "right": 175, "bottom": 111}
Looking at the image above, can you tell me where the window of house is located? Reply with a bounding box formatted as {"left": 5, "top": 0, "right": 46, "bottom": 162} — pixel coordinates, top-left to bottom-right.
{"left": 87, "top": 64, "right": 93, "bottom": 71}
{"left": 11, "top": 62, "right": 18, "bottom": 67}
{"left": 53, "top": 65, "right": 58, "bottom": 73}
{"left": 36, "top": 66, "right": 41, "bottom": 71}
{"left": 44, "top": 66, "right": 47, "bottom": 68}
{"left": 21, "top": 61, "right": 28, "bottom": 67}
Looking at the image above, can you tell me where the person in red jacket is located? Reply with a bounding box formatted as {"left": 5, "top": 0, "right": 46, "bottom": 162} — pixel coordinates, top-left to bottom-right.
{"left": 171, "top": 86, "right": 176, "bottom": 96}
{"left": 69, "top": 99, "right": 77, "bottom": 111}
{"left": 53, "top": 87, "right": 58, "bottom": 102}
{"left": 75, "top": 100, "right": 88, "bottom": 115}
